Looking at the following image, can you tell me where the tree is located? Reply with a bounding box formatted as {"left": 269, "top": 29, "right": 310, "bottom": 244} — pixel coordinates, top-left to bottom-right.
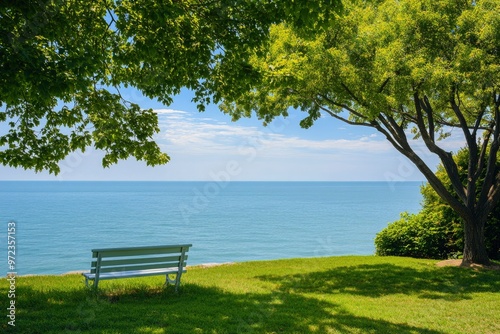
{"left": 376, "top": 148, "right": 500, "bottom": 260}
{"left": 418, "top": 148, "right": 500, "bottom": 260}
{"left": 0, "top": 0, "right": 339, "bottom": 174}
{"left": 220, "top": 0, "right": 500, "bottom": 265}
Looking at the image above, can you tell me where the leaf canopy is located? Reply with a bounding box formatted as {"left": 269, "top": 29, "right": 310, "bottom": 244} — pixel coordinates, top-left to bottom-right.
{"left": 222, "top": 0, "right": 500, "bottom": 132}
{"left": 0, "top": 0, "right": 339, "bottom": 174}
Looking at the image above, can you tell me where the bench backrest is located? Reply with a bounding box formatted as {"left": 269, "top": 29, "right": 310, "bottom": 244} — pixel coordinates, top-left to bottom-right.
{"left": 90, "top": 244, "right": 191, "bottom": 275}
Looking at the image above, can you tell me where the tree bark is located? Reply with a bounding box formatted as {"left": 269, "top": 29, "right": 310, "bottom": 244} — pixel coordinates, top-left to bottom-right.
{"left": 462, "top": 215, "right": 491, "bottom": 266}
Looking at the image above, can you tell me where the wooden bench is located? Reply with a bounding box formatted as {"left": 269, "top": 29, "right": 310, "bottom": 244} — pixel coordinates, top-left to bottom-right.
{"left": 82, "top": 244, "right": 191, "bottom": 291}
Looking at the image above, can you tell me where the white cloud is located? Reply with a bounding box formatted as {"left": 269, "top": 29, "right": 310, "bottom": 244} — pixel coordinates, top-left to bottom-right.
{"left": 154, "top": 109, "right": 188, "bottom": 115}
{"left": 154, "top": 109, "right": 393, "bottom": 158}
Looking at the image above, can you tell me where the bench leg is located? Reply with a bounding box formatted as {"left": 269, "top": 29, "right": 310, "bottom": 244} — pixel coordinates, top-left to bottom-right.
{"left": 165, "top": 274, "right": 180, "bottom": 292}
{"left": 84, "top": 277, "right": 98, "bottom": 290}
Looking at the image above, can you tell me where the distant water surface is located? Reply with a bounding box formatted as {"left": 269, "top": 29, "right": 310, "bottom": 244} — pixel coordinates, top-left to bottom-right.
{"left": 0, "top": 181, "right": 423, "bottom": 275}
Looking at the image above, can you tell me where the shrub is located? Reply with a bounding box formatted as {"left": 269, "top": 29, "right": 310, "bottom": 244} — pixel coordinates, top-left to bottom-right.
{"left": 375, "top": 211, "right": 453, "bottom": 259}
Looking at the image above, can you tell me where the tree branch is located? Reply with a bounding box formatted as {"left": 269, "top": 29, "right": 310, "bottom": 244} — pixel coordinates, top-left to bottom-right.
{"left": 414, "top": 92, "right": 468, "bottom": 206}
{"left": 450, "top": 87, "right": 483, "bottom": 210}
{"left": 314, "top": 94, "right": 408, "bottom": 151}
{"left": 471, "top": 107, "right": 487, "bottom": 139}
{"left": 393, "top": 105, "right": 419, "bottom": 124}
{"left": 422, "top": 96, "right": 435, "bottom": 143}
{"left": 378, "top": 114, "right": 411, "bottom": 150}
{"left": 432, "top": 118, "right": 491, "bottom": 131}
{"left": 317, "top": 104, "right": 374, "bottom": 127}
{"left": 313, "top": 95, "right": 374, "bottom": 127}
{"left": 340, "top": 82, "right": 365, "bottom": 107}
{"left": 450, "top": 87, "right": 475, "bottom": 150}
{"left": 378, "top": 77, "right": 391, "bottom": 93}
{"left": 316, "top": 94, "right": 369, "bottom": 122}
{"left": 475, "top": 130, "right": 492, "bottom": 181}
{"left": 478, "top": 94, "right": 500, "bottom": 217}
{"left": 370, "top": 119, "right": 408, "bottom": 154}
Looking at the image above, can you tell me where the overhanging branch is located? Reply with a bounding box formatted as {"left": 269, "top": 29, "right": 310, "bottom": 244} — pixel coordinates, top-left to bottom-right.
{"left": 313, "top": 95, "right": 374, "bottom": 127}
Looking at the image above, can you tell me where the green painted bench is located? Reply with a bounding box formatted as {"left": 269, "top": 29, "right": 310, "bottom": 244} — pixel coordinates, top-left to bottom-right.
{"left": 82, "top": 244, "right": 191, "bottom": 291}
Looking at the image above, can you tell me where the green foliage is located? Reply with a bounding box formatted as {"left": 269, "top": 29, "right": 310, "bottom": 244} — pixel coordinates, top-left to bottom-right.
{"left": 221, "top": 0, "right": 500, "bottom": 128}
{"left": 376, "top": 148, "right": 500, "bottom": 260}
{"left": 0, "top": 1, "right": 169, "bottom": 173}
{"left": 0, "top": 0, "right": 340, "bottom": 174}
{"left": 375, "top": 212, "right": 451, "bottom": 259}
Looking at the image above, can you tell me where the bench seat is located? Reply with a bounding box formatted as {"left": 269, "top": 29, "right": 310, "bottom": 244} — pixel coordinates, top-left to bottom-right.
{"left": 83, "top": 267, "right": 186, "bottom": 280}
{"left": 83, "top": 244, "right": 191, "bottom": 291}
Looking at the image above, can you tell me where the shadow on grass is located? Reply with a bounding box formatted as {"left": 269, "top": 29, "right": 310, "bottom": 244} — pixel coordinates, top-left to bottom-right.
{"left": 257, "top": 263, "right": 500, "bottom": 301}
{"left": 2, "top": 279, "right": 445, "bottom": 334}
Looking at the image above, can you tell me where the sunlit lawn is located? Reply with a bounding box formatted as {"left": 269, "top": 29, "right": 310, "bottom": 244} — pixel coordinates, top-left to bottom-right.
{"left": 1, "top": 256, "right": 499, "bottom": 333}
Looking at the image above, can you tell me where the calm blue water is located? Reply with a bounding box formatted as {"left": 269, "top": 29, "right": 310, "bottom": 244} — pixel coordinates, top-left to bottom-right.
{"left": 0, "top": 181, "right": 423, "bottom": 275}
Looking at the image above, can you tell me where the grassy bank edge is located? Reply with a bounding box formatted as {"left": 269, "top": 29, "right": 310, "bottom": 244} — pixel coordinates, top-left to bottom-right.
{"left": 1, "top": 255, "right": 499, "bottom": 334}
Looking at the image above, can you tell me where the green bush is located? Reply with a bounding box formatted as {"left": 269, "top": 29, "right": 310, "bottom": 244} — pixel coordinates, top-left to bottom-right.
{"left": 375, "top": 211, "right": 454, "bottom": 259}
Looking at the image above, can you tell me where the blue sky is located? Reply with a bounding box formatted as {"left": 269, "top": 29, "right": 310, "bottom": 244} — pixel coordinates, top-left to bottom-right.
{"left": 1, "top": 88, "right": 465, "bottom": 181}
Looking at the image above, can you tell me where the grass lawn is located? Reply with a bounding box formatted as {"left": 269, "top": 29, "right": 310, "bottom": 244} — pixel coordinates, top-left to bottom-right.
{"left": 1, "top": 256, "right": 499, "bottom": 333}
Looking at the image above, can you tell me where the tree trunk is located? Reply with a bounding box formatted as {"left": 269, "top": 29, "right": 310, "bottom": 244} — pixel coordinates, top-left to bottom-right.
{"left": 462, "top": 215, "right": 490, "bottom": 266}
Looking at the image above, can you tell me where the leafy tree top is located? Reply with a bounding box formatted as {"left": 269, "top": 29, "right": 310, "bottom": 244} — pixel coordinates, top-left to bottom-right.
{"left": 0, "top": 0, "right": 339, "bottom": 174}
{"left": 223, "top": 0, "right": 499, "bottom": 128}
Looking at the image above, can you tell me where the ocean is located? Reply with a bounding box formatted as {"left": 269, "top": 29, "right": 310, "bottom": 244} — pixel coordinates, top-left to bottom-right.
{"left": 0, "top": 181, "right": 423, "bottom": 275}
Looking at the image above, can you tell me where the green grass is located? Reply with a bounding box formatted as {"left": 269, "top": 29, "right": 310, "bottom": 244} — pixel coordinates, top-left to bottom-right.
{"left": 1, "top": 256, "right": 499, "bottom": 333}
